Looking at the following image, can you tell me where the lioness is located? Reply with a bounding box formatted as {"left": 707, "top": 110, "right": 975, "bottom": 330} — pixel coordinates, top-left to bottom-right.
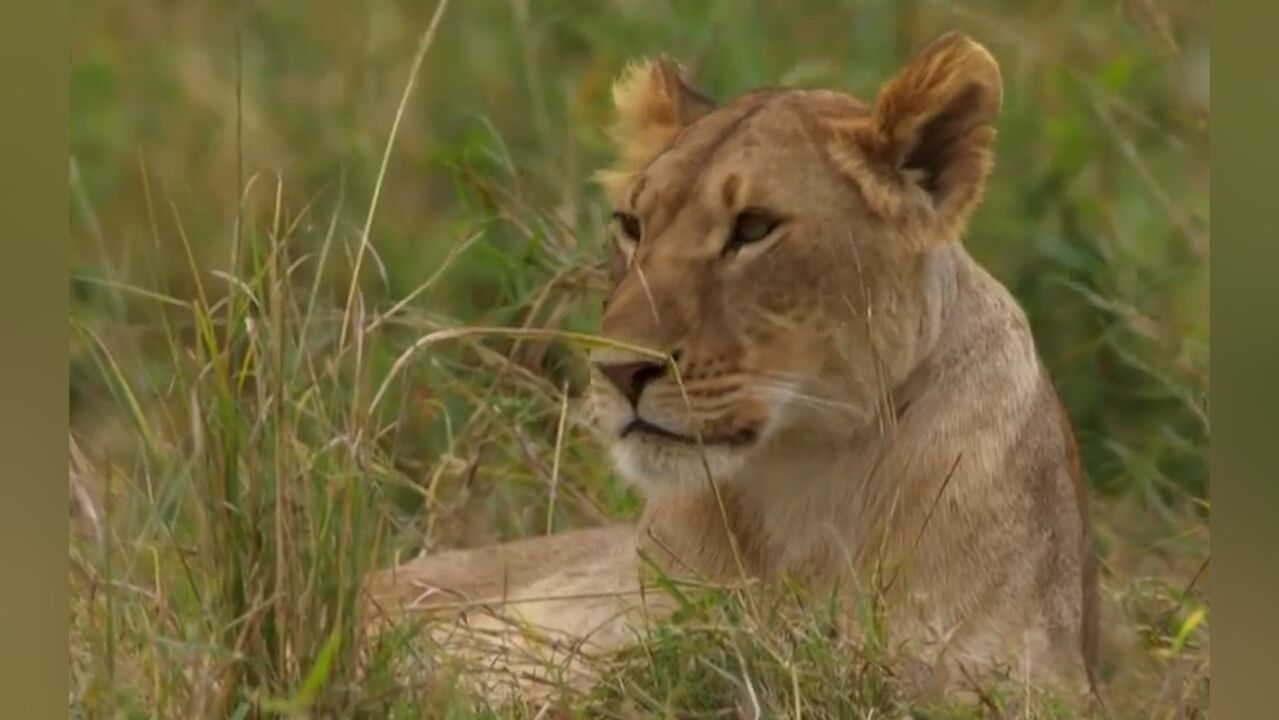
{"left": 367, "top": 32, "right": 1099, "bottom": 707}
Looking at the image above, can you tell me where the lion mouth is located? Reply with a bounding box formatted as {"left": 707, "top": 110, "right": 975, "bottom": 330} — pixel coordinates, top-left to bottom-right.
{"left": 620, "top": 418, "right": 758, "bottom": 447}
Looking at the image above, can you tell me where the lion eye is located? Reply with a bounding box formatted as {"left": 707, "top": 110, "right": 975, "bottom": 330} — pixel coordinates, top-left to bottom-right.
{"left": 725, "top": 209, "right": 780, "bottom": 254}
{"left": 612, "top": 211, "right": 641, "bottom": 243}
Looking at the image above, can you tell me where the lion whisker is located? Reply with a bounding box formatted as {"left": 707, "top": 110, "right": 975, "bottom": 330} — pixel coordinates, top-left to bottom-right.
{"left": 751, "top": 379, "right": 864, "bottom": 416}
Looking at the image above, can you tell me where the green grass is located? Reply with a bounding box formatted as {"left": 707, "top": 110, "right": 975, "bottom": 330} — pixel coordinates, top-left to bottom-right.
{"left": 70, "top": 0, "right": 1207, "bottom": 717}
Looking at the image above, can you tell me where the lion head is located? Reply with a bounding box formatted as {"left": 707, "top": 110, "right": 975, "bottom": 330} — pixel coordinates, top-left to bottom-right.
{"left": 588, "top": 33, "right": 1004, "bottom": 492}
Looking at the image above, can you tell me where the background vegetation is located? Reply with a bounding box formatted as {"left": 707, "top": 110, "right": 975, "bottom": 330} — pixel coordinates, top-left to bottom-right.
{"left": 70, "top": 0, "right": 1208, "bottom": 717}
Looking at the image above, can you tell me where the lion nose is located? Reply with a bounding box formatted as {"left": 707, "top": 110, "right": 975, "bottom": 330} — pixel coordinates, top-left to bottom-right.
{"left": 595, "top": 360, "right": 668, "bottom": 408}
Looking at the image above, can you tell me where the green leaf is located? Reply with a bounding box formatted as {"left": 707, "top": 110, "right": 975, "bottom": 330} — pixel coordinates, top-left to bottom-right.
{"left": 259, "top": 630, "right": 342, "bottom": 715}
{"left": 1170, "top": 605, "right": 1206, "bottom": 654}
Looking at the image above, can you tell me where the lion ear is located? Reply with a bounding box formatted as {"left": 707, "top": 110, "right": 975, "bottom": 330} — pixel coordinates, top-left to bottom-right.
{"left": 842, "top": 33, "right": 1003, "bottom": 229}
{"left": 596, "top": 57, "right": 716, "bottom": 199}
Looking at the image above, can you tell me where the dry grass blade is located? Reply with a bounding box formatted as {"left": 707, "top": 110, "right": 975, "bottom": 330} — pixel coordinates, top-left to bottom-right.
{"left": 546, "top": 380, "right": 571, "bottom": 535}
{"left": 339, "top": 0, "right": 453, "bottom": 352}
{"left": 368, "top": 326, "right": 666, "bottom": 414}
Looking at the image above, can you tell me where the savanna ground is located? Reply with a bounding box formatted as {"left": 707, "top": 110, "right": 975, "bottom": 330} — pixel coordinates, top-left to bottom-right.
{"left": 69, "top": 1, "right": 1209, "bottom": 717}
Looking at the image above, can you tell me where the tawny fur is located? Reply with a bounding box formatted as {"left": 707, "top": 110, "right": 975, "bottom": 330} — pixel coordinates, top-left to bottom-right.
{"left": 366, "top": 32, "right": 1099, "bottom": 709}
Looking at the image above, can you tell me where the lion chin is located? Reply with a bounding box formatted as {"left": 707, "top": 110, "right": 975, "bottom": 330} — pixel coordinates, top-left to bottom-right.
{"left": 607, "top": 429, "right": 750, "bottom": 493}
